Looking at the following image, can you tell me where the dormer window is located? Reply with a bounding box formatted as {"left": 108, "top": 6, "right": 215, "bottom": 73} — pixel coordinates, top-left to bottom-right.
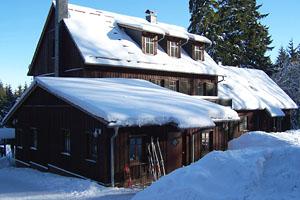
{"left": 168, "top": 41, "right": 181, "bottom": 58}
{"left": 142, "top": 34, "right": 157, "bottom": 55}
{"left": 193, "top": 45, "right": 205, "bottom": 61}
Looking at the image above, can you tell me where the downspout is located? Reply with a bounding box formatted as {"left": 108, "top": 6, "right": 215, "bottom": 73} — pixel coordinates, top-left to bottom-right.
{"left": 110, "top": 126, "right": 119, "bottom": 187}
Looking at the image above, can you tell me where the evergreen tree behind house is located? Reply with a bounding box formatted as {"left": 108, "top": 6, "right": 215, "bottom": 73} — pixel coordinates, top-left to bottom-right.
{"left": 189, "top": 0, "right": 274, "bottom": 74}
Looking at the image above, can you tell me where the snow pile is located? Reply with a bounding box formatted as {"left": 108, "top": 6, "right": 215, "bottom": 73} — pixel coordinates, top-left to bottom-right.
{"left": 133, "top": 130, "right": 300, "bottom": 200}
{"left": 0, "top": 166, "right": 135, "bottom": 200}
{"left": 218, "top": 66, "right": 298, "bottom": 116}
{"left": 4, "top": 77, "right": 239, "bottom": 129}
{"left": 63, "top": 3, "right": 222, "bottom": 76}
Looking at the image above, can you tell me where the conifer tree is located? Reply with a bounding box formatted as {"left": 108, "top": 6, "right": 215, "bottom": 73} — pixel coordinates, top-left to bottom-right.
{"left": 188, "top": 0, "right": 274, "bottom": 74}
{"left": 274, "top": 47, "right": 289, "bottom": 72}
{"left": 287, "top": 39, "right": 299, "bottom": 64}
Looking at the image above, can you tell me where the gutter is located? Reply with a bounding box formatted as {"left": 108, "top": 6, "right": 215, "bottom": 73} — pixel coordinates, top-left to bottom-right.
{"left": 110, "top": 126, "right": 119, "bottom": 187}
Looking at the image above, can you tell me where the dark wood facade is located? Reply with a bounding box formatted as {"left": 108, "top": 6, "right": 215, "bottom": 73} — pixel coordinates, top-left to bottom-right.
{"left": 7, "top": 86, "right": 235, "bottom": 186}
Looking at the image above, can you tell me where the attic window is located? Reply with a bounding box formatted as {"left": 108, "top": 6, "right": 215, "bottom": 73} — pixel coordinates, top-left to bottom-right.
{"left": 142, "top": 35, "right": 157, "bottom": 55}
{"left": 194, "top": 45, "right": 205, "bottom": 61}
{"left": 144, "top": 37, "right": 155, "bottom": 54}
{"left": 168, "top": 41, "right": 180, "bottom": 58}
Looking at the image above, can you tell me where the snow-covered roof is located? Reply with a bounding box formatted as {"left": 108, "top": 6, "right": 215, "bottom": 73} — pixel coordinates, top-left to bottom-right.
{"left": 63, "top": 4, "right": 222, "bottom": 76}
{"left": 0, "top": 128, "right": 15, "bottom": 140}
{"left": 3, "top": 77, "right": 239, "bottom": 129}
{"left": 218, "top": 66, "right": 298, "bottom": 116}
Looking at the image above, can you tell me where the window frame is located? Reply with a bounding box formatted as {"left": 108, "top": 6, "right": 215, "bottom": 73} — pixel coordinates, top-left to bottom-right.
{"left": 193, "top": 44, "right": 205, "bottom": 61}
{"left": 129, "top": 136, "right": 145, "bottom": 165}
{"left": 143, "top": 36, "right": 156, "bottom": 55}
{"left": 239, "top": 116, "right": 248, "bottom": 132}
{"left": 86, "top": 130, "right": 98, "bottom": 161}
{"left": 61, "top": 128, "right": 71, "bottom": 155}
{"left": 30, "top": 127, "right": 38, "bottom": 150}
{"left": 168, "top": 40, "right": 181, "bottom": 58}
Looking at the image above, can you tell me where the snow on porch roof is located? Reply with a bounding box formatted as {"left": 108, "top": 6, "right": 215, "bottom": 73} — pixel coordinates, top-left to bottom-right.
{"left": 62, "top": 4, "right": 222, "bottom": 76}
{"left": 218, "top": 66, "right": 298, "bottom": 117}
{"left": 3, "top": 77, "right": 239, "bottom": 129}
{"left": 0, "top": 128, "right": 15, "bottom": 140}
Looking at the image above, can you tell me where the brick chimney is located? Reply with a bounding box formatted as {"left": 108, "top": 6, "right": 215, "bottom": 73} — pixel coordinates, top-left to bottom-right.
{"left": 145, "top": 10, "right": 157, "bottom": 23}
{"left": 55, "top": 0, "right": 68, "bottom": 77}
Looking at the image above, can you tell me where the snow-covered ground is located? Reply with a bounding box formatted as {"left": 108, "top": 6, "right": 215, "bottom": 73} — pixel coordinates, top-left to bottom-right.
{"left": 133, "top": 130, "right": 300, "bottom": 200}
{"left": 1, "top": 130, "right": 299, "bottom": 200}
{"left": 0, "top": 157, "right": 136, "bottom": 200}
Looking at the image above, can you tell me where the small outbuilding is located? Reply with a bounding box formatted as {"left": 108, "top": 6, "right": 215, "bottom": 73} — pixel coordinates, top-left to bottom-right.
{"left": 217, "top": 66, "right": 298, "bottom": 137}
{"left": 2, "top": 77, "right": 238, "bottom": 186}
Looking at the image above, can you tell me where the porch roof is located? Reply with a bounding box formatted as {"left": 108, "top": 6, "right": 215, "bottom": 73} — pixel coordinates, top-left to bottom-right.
{"left": 3, "top": 77, "right": 239, "bottom": 129}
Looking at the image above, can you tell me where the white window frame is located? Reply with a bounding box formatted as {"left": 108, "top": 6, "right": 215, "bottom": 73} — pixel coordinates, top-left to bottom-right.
{"left": 144, "top": 37, "right": 155, "bottom": 55}
{"left": 169, "top": 41, "right": 180, "bottom": 57}
{"left": 194, "top": 45, "right": 205, "bottom": 61}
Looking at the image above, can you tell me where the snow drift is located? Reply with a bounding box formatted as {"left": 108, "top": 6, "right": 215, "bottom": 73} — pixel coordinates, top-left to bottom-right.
{"left": 133, "top": 130, "right": 300, "bottom": 200}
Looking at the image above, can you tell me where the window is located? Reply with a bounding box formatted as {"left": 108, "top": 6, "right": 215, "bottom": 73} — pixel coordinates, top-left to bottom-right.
{"left": 167, "top": 80, "right": 178, "bottom": 91}
{"left": 196, "top": 82, "right": 205, "bottom": 96}
{"left": 194, "top": 45, "right": 205, "bottom": 61}
{"left": 201, "top": 132, "right": 211, "bottom": 157}
{"left": 206, "top": 82, "right": 215, "bottom": 96}
{"left": 62, "top": 129, "right": 71, "bottom": 154}
{"left": 129, "top": 137, "right": 143, "bottom": 163}
{"left": 195, "top": 81, "right": 216, "bottom": 96}
{"left": 150, "top": 79, "right": 164, "bottom": 87}
{"left": 239, "top": 116, "right": 248, "bottom": 132}
{"left": 273, "top": 118, "right": 282, "bottom": 132}
{"left": 86, "top": 131, "right": 98, "bottom": 160}
{"left": 144, "top": 36, "right": 155, "bottom": 55}
{"left": 179, "top": 80, "right": 190, "bottom": 94}
{"left": 169, "top": 41, "right": 180, "bottom": 58}
{"left": 16, "top": 128, "right": 23, "bottom": 148}
{"left": 30, "top": 128, "right": 38, "bottom": 150}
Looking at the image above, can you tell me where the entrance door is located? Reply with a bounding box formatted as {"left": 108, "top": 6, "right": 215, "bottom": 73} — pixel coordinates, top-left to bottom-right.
{"left": 166, "top": 132, "right": 182, "bottom": 173}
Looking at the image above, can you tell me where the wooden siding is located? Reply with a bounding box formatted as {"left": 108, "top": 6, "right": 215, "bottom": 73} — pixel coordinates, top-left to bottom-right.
{"left": 13, "top": 87, "right": 110, "bottom": 184}
{"left": 30, "top": 7, "right": 56, "bottom": 76}
{"left": 65, "top": 67, "right": 218, "bottom": 96}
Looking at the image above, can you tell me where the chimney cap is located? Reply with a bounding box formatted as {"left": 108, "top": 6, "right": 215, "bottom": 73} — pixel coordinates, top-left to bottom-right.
{"left": 145, "top": 9, "right": 156, "bottom": 15}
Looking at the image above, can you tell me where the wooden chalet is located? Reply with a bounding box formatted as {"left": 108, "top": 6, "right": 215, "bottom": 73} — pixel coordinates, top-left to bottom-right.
{"left": 2, "top": 0, "right": 297, "bottom": 187}
{"left": 2, "top": 77, "right": 239, "bottom": 186}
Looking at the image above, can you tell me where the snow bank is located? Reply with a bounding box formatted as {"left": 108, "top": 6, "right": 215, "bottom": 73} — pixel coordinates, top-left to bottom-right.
{"left": 133, "top": 130, "right": 300, "bottom": 200}
{"left": 229, "top": 130, "right": 300, "bottom": 150}
{"left": 0, "top": 166, "right": 135, "bottom": 200}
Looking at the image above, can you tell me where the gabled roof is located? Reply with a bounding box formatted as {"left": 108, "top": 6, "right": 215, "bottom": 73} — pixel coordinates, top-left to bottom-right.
{"left": 3, "top": 77, "right": 239, "bottom": 129}
{"left": 218, "top": 66, "right": 298, "bottom": 117}
{"left": 62, "top": 4, "right": 223, "bottom": 76}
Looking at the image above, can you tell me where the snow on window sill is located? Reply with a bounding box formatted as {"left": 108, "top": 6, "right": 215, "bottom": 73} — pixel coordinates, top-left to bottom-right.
{"left": 85, "top": 158, "right": 97, "bottom": 164}
{"left": 30, "top": 147, "right": 37, "bottom": 151}
{"left": 61, "top": 152, "right": 71, "bottom": 156}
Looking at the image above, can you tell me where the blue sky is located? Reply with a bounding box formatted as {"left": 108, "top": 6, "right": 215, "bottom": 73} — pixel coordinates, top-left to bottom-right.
{"left": 0, "top": 0, "right": 299, "bottom": 88}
